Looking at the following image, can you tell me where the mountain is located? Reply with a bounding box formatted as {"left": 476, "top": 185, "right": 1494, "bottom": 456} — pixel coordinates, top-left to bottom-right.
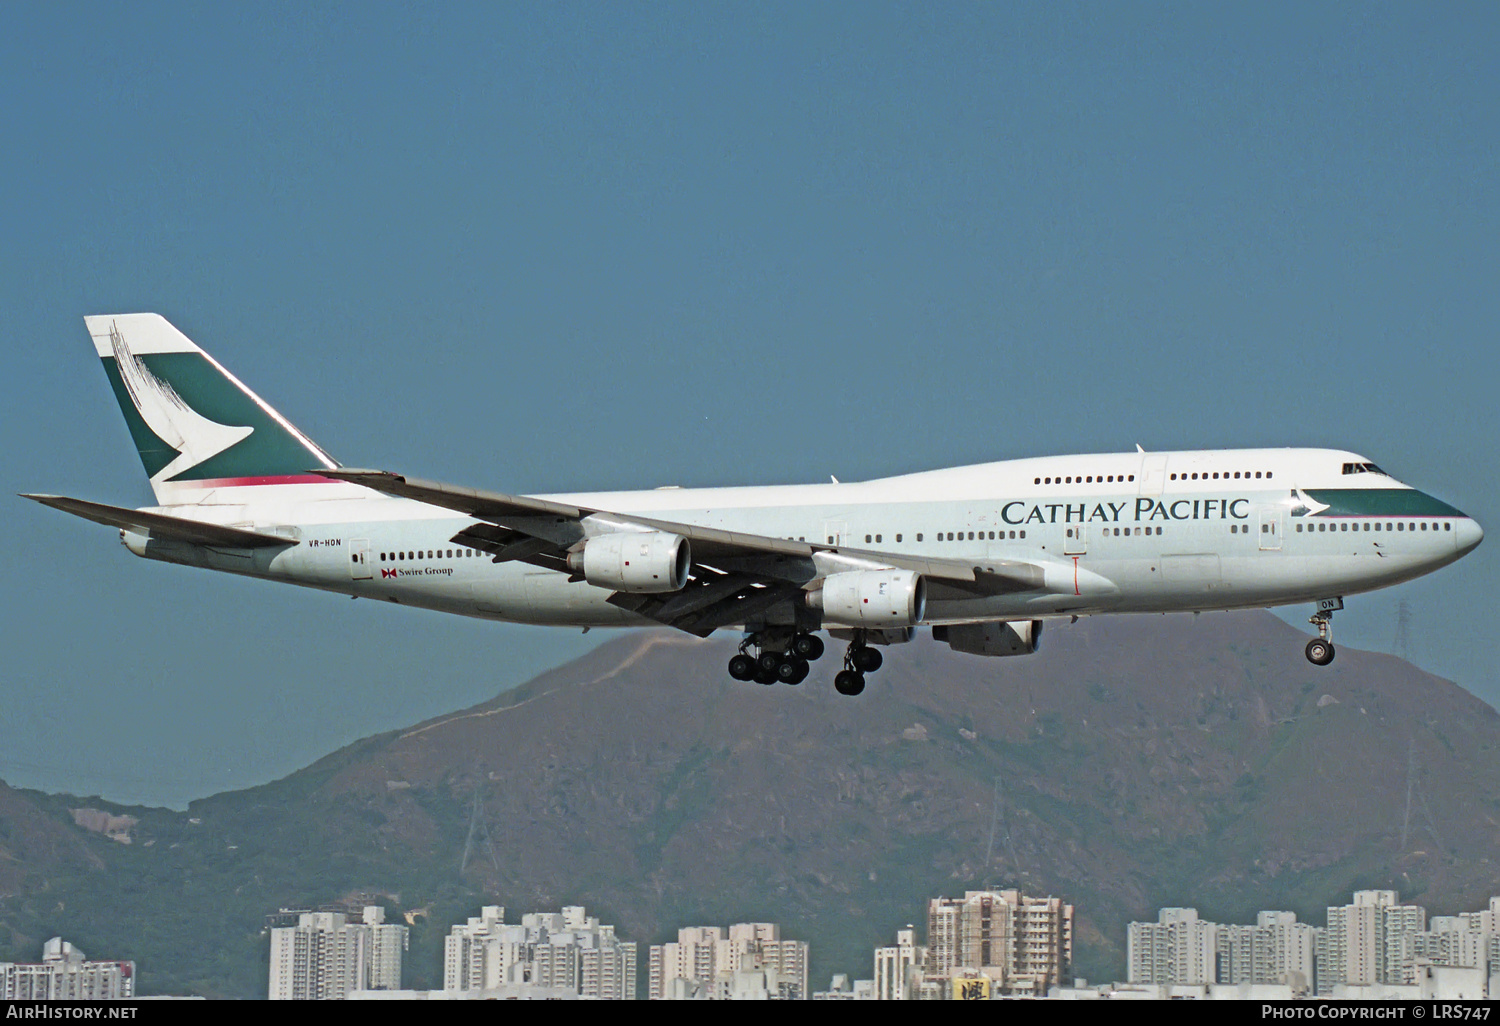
{"left": 2, "top": 610, "right": 1498, "bottom": 996}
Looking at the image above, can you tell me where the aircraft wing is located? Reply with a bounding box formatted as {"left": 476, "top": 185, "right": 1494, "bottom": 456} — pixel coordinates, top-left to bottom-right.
{"left": 22, "top": 494, "right": 299, "bottom": 549}
{"left": 322, "top": 469, "right": 1050, "bottom": 635}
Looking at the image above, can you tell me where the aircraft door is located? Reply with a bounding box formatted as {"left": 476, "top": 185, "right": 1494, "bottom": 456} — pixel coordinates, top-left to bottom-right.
{"left": 1064, "top": 525, "right": 1087, "bottom": 555}
{"left": 350, "top": 538, "right": 373, "bottom": 579}
{"left": 823, "top": 519, "right": 849, "bottom": 547}
{"left": 1138, "top": 454, "right": 1169, "bottom": 496}
{"left": 1257, "top": 510, "right": 1282, "bottom": 551}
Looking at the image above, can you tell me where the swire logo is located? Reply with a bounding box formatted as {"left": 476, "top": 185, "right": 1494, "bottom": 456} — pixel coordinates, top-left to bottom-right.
{"left": 380, "top": 566, "right": 454, "bottom": 578}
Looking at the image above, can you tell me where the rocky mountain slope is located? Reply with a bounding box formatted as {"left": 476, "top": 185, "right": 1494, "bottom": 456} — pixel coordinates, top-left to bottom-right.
{"left": 3, "top": 611, "right": 1497, "bottom": 995}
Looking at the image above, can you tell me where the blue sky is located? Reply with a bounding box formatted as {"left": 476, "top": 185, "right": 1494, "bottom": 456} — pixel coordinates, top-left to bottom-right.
{"left": 3, "top": 3, "right": 1496, "bottom": 807}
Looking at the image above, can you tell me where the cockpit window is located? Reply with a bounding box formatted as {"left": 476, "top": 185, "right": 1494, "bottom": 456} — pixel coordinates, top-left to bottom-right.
{"left": 1342, "top": 462, "right": 1387, "bottom": 476}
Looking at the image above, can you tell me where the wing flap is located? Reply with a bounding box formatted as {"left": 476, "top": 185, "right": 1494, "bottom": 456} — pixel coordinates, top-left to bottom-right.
{"left": 23, "top": 494, "right": 298, "bottom": 548}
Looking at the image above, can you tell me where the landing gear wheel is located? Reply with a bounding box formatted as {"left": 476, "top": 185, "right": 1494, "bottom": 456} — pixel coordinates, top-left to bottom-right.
{"left": 778, "top": 657, "right": 809, "bottom": 685}
{"left": 834, "top": 669, "right": 866, "bottom": 696}
{"left": 791, "top": 633, "right": 825, "bottom": 661}
{"left": 1305, "top": 638, "right": 1335, "bottom": 666}
{"left": 851, "top": 646, "right": 883, "bottom": 673}
{"left": 758, "top": 651, "right": 783, "bottom": 674}
{"left": 755, "top": 666, "right": 778, "bottom": 685}
{"left": 728, "top": 654, "right": 756, "bottom": 681}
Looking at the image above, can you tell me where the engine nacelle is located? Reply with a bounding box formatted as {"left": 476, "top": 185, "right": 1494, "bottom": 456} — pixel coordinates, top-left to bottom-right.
{"left": 933, "top": 620, "right": 1043, "bottom": 657}
{"left": 811, "top": 570, "right": 926, "bottom": 628}
{"left": 568, "top": 531, "right": 690, "bottom": 593}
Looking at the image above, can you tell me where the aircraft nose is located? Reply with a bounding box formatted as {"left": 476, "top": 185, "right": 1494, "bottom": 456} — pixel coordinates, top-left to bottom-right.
{"left": 1455, "top": 517, "right": 1484, "bottom": 556}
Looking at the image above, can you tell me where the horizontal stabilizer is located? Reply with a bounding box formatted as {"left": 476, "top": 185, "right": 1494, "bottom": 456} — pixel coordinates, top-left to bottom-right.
{"left": 21, "top": 494, "right": 298, "bottom": 548}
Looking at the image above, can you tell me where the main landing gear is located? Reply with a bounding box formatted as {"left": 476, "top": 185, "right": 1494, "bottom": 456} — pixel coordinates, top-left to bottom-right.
{"left": 834, "top": 631, "right": 883, "bottom": 697}
{"left": 1305, "top": 599, "right": 1342, "bottom": 666}
{"left": 728, "top": 630, "right": 825, "bottom": 686}
{"left": 727, "top": 629, "right": 885, "bottom": 696}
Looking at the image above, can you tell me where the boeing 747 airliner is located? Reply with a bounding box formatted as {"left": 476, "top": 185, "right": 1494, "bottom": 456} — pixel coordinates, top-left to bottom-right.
{"left": 26, "top": 314, "right": 1483, "bottom": 695}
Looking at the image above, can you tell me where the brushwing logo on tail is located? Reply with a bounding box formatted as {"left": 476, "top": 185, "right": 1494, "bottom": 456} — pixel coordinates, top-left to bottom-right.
{"left": 109, "top": 321, "right": 253, "bottom": 483}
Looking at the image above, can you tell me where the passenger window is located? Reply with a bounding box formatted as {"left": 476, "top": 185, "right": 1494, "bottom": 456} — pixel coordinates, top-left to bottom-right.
{"left": 916, "top": 533, "right": 923, "bottom": 542}
{"left": 1034, "top": 478, "right": 1041, "bottom": 485}
{"left": 895, "top": 534, "right": 902, "bottom": 542}
{"left": 1255, "top": 472, "right": 1262, "bottom": 478}
{"left": 1266, "top": 472, "right": 1273, "bottom": 479}
{"left": 865, "top": 534, "right": 872, "bottom": 543}
{"left": 1019, "top": 531, "right": 1026, "bottom": 539}
{"left": 1444, "top": 523, "right": 1451, "bottom": 531}
{"left": 1340, "top": 524, "right": 1347, "bottom": 532}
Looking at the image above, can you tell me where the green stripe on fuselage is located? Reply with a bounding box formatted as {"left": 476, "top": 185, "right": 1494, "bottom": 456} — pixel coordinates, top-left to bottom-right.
{"left": 101, "top": 353, "right": 320, "bottom": 481}
{"left": 1304, "top": 488, "right": 1465, "bottom": 518}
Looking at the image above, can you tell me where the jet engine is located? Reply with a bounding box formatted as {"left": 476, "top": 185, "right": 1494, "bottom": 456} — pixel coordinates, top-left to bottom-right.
{"left": 567, "top": 531, "right": 690, "bottom": 593}
{"left": 809, "top": 569, "right": 926, "bottom": 628}
{"left": 932, "top": 619, "right": 1043, "bottom": 657}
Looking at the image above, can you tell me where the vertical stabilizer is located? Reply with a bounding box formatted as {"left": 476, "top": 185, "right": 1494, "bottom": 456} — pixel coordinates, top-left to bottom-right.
{"left": 87, "top": 313, "right": 338, "bottom": 504}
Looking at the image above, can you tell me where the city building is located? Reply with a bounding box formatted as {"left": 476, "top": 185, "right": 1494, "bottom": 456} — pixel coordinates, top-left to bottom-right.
{"left": 1125, "top": 890, "right": 1500, "bottom": 996}
{"left": 1129, "top": 908, "right": 1319, "bottom": 989}
{"left": 1213, "top": 911, "right": 1318, "bottom": 990}
{"left": 442, "top": 905, "right": 635, "bottom": 1000}
{"left": 924, "top": 890, "right": 1073, "bottom": 994}
{"left": 812, "top": 974, "right": 876, "bottom": 999}
{"left": 1320, "top": 890, "right": 1426, "bottom": 991}
{"left": 874, "top": 925, "right": 926, "bottom": 1000}
{"left": 1127, "top": 908, "right": 1217, "bottom": 986}
{"left": 268, "top": 905, "right": 408, "bottom": 999}
{"left": 648, "top": 922, "right": 809, "bottom": 999}
{"left": 0, "top": 938, "right": 134, "bottom": 1000}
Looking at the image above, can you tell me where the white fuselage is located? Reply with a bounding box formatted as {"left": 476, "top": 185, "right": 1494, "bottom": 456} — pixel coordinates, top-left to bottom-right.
{"left": 123, "top": 447, "right": 1481, "bottom": 634}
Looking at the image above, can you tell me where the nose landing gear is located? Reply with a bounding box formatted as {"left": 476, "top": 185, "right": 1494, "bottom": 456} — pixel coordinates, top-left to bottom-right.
{"left": 1306, "top": 599, "right": 1342, "bottom": 666}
